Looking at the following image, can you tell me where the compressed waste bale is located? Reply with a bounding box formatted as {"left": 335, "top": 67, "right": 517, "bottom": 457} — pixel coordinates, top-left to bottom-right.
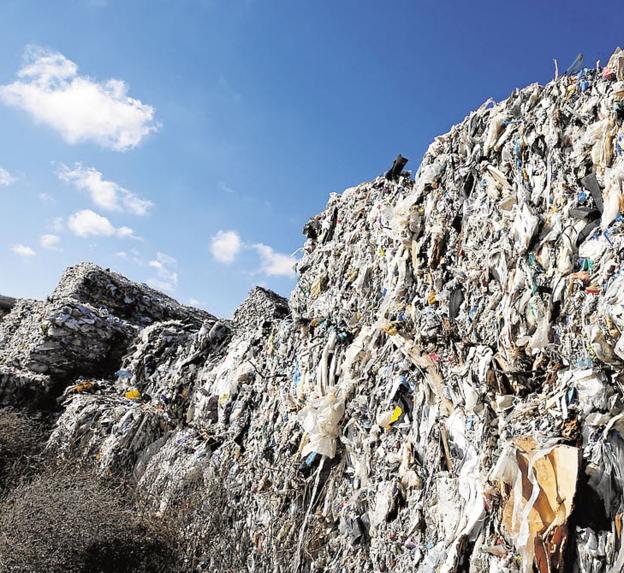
{"left": 0, "top": 265, "right": 216, "bottom": 407}
{"left": 115, "top": 318, "right": 228, "bottom": 422}
{"left": 49, "top": 391, "right": 170, "bottom": 472}
{"left": 232, "top": 286, "right": 289, "bottom": 334}
{"left": 0, "top": 294, "right": 15, "bottom": 320}
{"left": 49, "top": 288, "right": 286, "bottom": 472}
{"left": 0, "top": 299, "right": 136, "bottom": 380}
{"left": 51, "top": 262, "right": 214, "bottom": 327}
{"left": 0, "top": 365, "right": 54, "bottom": 408}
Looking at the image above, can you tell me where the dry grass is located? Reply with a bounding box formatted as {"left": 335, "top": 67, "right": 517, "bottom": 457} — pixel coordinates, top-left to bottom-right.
{"left": 0, "top": 408, "right": 185, "bottom": 572}
{"left": 0, "top": 463, "right": 184, "bottom": 572}
{"left": 0, "top": 407, "right": 48, "bottom": 494}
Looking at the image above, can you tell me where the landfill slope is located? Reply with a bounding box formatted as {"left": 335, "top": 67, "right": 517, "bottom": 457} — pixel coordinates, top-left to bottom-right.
{"left": 7, "top": 48, "right": 624, "bottom": 572}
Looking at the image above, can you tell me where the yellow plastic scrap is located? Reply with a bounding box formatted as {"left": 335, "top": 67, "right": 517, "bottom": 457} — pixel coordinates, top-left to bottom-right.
{"left": 381, "top": 321, "right": 398, "bottom": 336}
{"left": 389, "top": 406, "right": 402, "bottom": 425}
{"left": 427, "top": 291, "right": 437, "bottom": 305}
{"left": 377, "top": 406, "right": 403, "bottom": 430}
{"left": 124, "top": 388, "right": 141, "bottom": 400}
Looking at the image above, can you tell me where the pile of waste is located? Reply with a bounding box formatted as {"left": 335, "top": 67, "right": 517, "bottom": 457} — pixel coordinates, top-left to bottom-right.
{"left": 6, "top": 48, "right": 624, "bottom": 572}
{"left": 0, "top": 295, "right": 15, "bottom": 321}
{"left": 0, "top": 263, "right": 213, "bottom": 407}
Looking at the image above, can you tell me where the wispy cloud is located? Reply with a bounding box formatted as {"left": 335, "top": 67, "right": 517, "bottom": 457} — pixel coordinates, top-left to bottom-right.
{"left": 218, "top": 180, "right": 236, "bottom": 194}
{"left": 116, "top": 226, "right": 142, "bottom": 240}
{"left": 0, "top": 167, "right": 15, "bottom": 187}
{"left": 11, "top": 244, "right": 35, "bottom": 257}
{"left": 210, "top": 230, "right": 241, "bottom": 263}
{"left": 49, "top": 217, "right": 64, "bottom": 233}
{"left": 67, "top": 209, "right": 138, "bottom": 239}
{"left": 148, "top": 252, "right": 178, "bottom": 292}
{"left": 40, "top": 234, "right": 61, "bottom": 251}
{"left": 57, "top": 163, "right": 153, "bottom": 215}
{"left": 253, "top": 243, "right": 297, "bottom": 277}
{"left": 0, "top": 46, "right": 159, "bottom": 151}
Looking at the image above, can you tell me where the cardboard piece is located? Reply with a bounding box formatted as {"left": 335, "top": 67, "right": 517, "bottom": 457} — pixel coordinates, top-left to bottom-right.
{"left": 499, "top": 437, "right": 579, "bottom": 573}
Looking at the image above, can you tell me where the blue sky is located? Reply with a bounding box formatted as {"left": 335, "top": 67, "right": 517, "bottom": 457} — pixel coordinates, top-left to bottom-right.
{"left": 0, "top": 0, "right": 622, "bottom": 316}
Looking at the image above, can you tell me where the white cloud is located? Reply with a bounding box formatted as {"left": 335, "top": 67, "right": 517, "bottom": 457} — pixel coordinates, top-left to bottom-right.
{"left": 210, "top": 230, "right": 241, "bottom": 263}
{"left": 40, "top": 234, "right": 61, "bottom": 250}
{"left": 67, "top": 209, "right": 139, "bottom": 239}
{"left": 209, "top": 228, "right": 297, "bottom": 277}
{"left": 0, "top": 167, "right": 15, "bottom": 187}
{"left": 11, "top": 244, "right": 35, "bottom": 257}
{"left": 67, "top": 209, "right": 142, "bottom": 241}
{"left": 67, "top": 209, "right": 115, "bottom": 237}
{"left": 57, "top": 163, "right": 152, "bottom": 215}
{"left": 253, "top": 243, "right": 297, "bottom": 277}
{"left": 0, "top": 46, "right": 159, "bottom": 151}
{"left": 39, "top": 192, "right": 54, "bottom": 202}
{"left": 148, "top": 252, "right": 178, "bottom": 292}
